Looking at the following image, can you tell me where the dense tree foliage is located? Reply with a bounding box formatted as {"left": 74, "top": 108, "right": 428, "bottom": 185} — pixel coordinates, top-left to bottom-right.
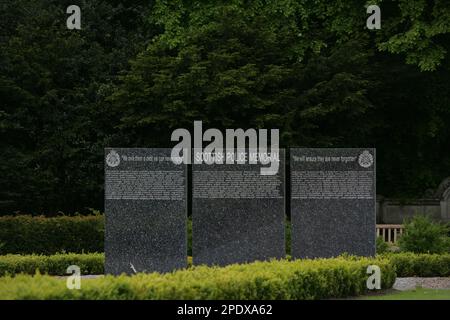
{"left": 1, "top": 0, "right": 449, "bottom": 215}
{"left": 0, "top": 0, "right": 156, "bottom": 213}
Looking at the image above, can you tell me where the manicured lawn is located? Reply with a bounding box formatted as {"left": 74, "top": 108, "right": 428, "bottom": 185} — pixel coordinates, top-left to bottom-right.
{"left": 363, "top": 288, "right": 450, "bottom": 300}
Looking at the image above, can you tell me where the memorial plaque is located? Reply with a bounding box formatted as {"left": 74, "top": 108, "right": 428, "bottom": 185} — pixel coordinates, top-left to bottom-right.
{"left": 192, "top": 150, "right": 285, "bottom": 266}
{"left": 105, "top": 148, "right": 187, "bottom": 274}
{"left": 290, "top": 148, "right": 376, "bottom": 258}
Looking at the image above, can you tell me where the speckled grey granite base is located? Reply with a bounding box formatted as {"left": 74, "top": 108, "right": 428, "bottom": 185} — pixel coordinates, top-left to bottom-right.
{"left": 192, "top": 150, "right": 285, "bottom": 266}
{"left": 104, "top": 148, "right": 187, "bottom": 275}
{"left": 290, "top": 148, "right": 376, "bottom": 259}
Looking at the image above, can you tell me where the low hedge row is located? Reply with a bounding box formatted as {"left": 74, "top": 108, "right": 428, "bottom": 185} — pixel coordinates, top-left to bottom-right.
{"left": 0, "top": 253, "right": 104, "bottom": 276}
{"left": 383, "top": 252, "right": 450, "bottom": 277}
{"left": 0, "top": 215, "right": 104, "bottom": 254}
{"left": 0, "top": 253, "right": 197, "bottom": 276}
{"left": 0, "top": 257, "right": 396, "bottom": 300}
{"left": 1, "top": 252, "right": 448, "bottom": 278}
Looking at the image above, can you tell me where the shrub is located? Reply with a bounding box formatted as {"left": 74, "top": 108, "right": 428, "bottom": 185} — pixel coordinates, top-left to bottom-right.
{"left": 1, "top": 252, "right": 449, "bottom": 279}
{"left": 0, "top": 215, "right": 104, "bottom": 254}
{"left": 0, "top": 253, "right": 104, "bottom": 276}
{"left": 398, "top": 215, "right": 450, "bottom": 254}
{"left": 0, "top": 253, "right": 195, "bottom": 276}
{"left": 0, "top": 256, "right": 396, "bottom": 300}
{"left": 384, "top": 252, "right": 450, "bottom": 277}
{"left": 376, "top": 236, "right": 389, "bottom": 254}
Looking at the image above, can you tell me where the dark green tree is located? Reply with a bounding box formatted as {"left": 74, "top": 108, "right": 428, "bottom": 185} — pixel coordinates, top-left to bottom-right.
{"left": 0, "top": 0, "right": 156, "bottom": 214}
{"left": 1, "top": 0, "right": 450, "bottom": 214}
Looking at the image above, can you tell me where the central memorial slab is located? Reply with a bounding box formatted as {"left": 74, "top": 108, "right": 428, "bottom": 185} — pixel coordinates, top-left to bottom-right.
{"left": 290, "top": 148, "right": 376, "bottom": 258}
{"left": 192, "top": 150, "right": 285, "bottom": 266}
{"left": 105, "top": 148, "right": 187, "bottom": 275}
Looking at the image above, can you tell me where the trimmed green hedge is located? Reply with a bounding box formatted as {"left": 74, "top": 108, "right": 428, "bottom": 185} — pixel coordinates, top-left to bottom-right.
{"left": 0, "top": 257, "right": 395, "bottom": 300}
{"left": 0, "top": 215, "right": 104, "bottom": 254}
{"left": 0, "top": 253, "right": 193, "bottom": 276}
{"left": 1, "top": 252, "right": 449, "bottom": 278}
{"left": 384, "top": 252, "right": 450, "bottom": 277}
{"left": 0, "top": 253, "right": 104, "bottom": 276}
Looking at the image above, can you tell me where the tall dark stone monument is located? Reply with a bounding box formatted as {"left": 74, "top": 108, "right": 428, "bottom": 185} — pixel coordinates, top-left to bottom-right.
{"left": 192, "top": 150, "right": 285, "bottom": 266}
{"left": 104, "top": 148, "right": 187, "bottom": 275}
{"left": 290, "top": 148, "right": 376, "bottom": 258}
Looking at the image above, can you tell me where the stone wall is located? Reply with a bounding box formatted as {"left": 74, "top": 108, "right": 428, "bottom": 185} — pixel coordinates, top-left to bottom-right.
{"left": 377, "top": 177, "right": 450, "bottom": 224}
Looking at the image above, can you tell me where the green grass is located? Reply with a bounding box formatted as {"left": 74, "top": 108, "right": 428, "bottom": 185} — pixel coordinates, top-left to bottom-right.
{"left": 363, "top": 288, "right": 450, "bottom": 300}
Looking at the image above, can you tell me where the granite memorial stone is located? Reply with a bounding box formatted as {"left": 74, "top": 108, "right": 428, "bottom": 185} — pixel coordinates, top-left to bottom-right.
{"left": 192, "top": 150, "right": 285, "bottom": 266}
{"left": 290, "top": 148, "right": 376, "bottom": 258}
{"left": 105, "top": 148, "right": 187, "bottom": 274}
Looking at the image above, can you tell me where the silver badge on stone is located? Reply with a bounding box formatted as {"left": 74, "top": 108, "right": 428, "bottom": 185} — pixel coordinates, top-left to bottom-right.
{"left": 106, "top": 150, "right": 121, "bottom": 167}
{"left": 358, "top": 150, "right": 373, "bottom": 168}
